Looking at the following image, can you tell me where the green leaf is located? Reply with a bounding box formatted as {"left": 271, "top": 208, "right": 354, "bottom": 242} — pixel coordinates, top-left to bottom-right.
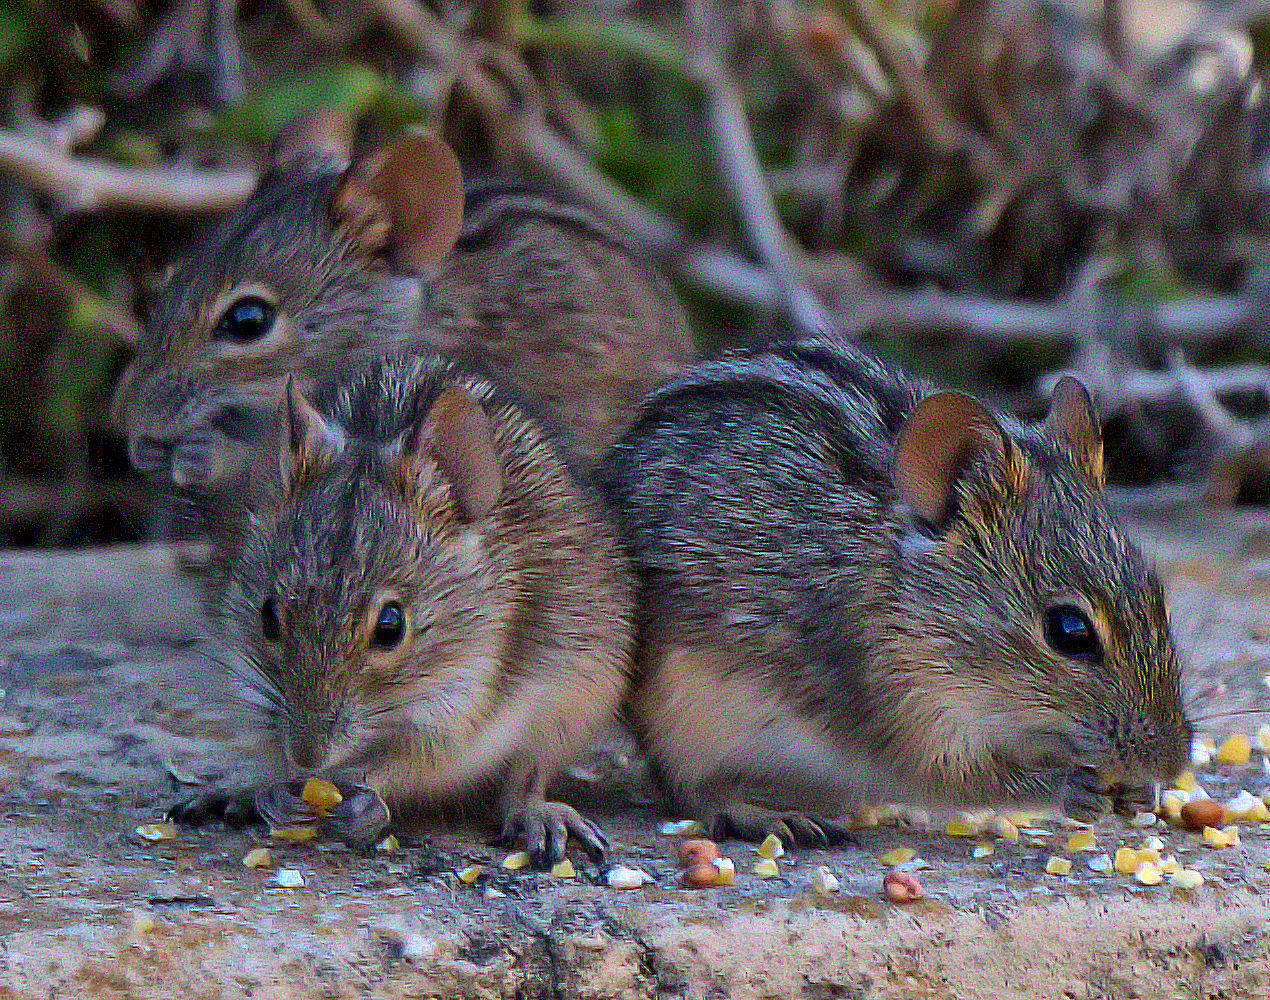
{"left": 206, "top": 62, "right": 429, "bottom": 143}
{"left": 0, "top": 1, "right": 35, "bottom": 69}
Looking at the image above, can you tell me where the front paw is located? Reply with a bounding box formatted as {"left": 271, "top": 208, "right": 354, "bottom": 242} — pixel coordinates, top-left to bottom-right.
{"left": 1060, "top": 767, "right": 1113, "bottom": 823}
{"left": 170, "top": 430, "right": 230, "bottom": 487}
{"left": 709, "top": 803, "right": 854, "bottom": 849}
{"left": 167, "top": 786, "right": 260, "bottom": 827}
{"left": 499, "top": 800, "right": 610, "bottom": 868}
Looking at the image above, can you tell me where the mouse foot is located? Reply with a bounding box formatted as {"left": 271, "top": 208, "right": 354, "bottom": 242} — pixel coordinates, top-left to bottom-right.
{"left": 167, "top": 786, "right": 261, "bottom": 828}
{"left": 709, "top": 803, "right": 855, "bottom": 849}
{"left": 499, "top": 800, "right": 609, "bottom": 868}
{"left": 1060, "top": 767, "right": 1114, "bottom": 823}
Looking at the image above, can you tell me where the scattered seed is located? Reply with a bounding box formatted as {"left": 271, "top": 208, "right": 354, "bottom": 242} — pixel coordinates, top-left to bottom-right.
{"left": 1045, "top": 856, "right": 1072, "bottom": 875}
{"left": 1114, "top": 847, "right": 1141, "bottom": 874}
{"left": 1180, "top": 800, "right": 1224, "bottom": 831}
{"left": 606, "top": 865, "right": 653, "bottom": 889}
{"left": 1087, "top": 853, "right": 1112, "bottom": 873}
{"left": 990, "top": 817, "right": 1020, "bottom": 841}
{"left": 756, "top": 834, "right": 785, "bottom": 859}
{"left": 270, "top": 825, "right": 317, "bottom": 842}
{"left": 972, "top": 843, "right": 994, "bottom": 858}
{"left": 812, "top": 866, "right": 840, "bottom": 895}
{"left": 677, "top": 839, "right": 720, "bottom": 867}
{"left": 883, "top": 870, "right": 924, "bottom": 902}
{"left": 1066, "top": 831, "right": 1096, "bottom": 851}
{"left": 134, "top": 824, "right": 177, "bottom": 842}
{"left": 1216, "top": 734, "right": 1251, "bottom": 764}
{"left": 1258, "top": 724, "right": 1270, "bottom": 754}
{"left": 660, "top": 820, "right": 703, "bottom": 836}
{"left": 300, "top": 779, "right": 342, "bottom": 815}
{"left": 242, "top": 848, "right": 272, "bottom": 869}
{"left": 458, "top": 865, "right": 483, "bottom": 884}
{"left": 376, "top": 835, "right": 399, "bottom": 853}
{"left": 1171, "top": 868, "right": 1204, "bottom": 889}
{"left": 1134, "top": 862, "right": 1163, "bottom": 885}
{"left": 501, "top": 852, "right": 531, "bottom": 870}
{"left": 550, "top": 859, "right": 576, "bottom": 878}
{"left": 879, "top": 847, "right": 916, "bottom": 867}
{"left": 1175, "top": 770, "right": 1199, "bottom": 793}
{"left": 753, "top": 858, "right": 780, "bottom": 878}
{"left": 275, "top": 868, "right": 304, "bottom": 888}
{"left": 1131, "top": 811, "right": 1157, "bottom": 827}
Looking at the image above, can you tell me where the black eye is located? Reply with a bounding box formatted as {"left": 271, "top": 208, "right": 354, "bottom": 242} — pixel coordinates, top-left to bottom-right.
{"left": 213, "top": 296, "right": 275, "bottom": 343}
{"left": 371, "top": 601, "right": 406, "bottom": 649}
{"left": 1045, "top": 605, "right": 1101, "bottom": 662}
{"left": 261, "top": 596, "right": 281, "bottom": 641}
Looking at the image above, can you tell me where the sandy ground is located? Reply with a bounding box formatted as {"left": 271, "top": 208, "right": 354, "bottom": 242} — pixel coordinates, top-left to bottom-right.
{"left": 1, "top": 506, "right": 1269, "bottom": 999}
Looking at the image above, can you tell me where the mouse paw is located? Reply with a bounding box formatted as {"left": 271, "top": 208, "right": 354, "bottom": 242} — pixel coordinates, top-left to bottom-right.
{"left": 167, "top": 786, "right": 260, "bottom": 828}
{"left": 709, "top": 803, "right": 854, "bottom": 849}
{"left": 499, "top": 800, "right": 609, "bottom": 868}
{"left": 322, "top": 786, "right": 392, "bottom": 847}
{"left": 1060, "top": 767, "right": 1113, "bottom": 823}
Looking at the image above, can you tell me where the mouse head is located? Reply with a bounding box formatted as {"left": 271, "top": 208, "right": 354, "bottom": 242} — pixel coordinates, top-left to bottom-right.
{"left": 223, "top": 363, "right": 507, "bottom": 780}
{"left": 112, "top": 109, "right": 464, "bottom": 492}
{"left": 883, "top": 376, "right": 1191, "bottom": 807}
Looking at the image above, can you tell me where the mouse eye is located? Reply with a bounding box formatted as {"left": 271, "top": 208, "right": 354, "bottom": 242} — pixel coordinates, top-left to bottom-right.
{"left": 1045, "top": 605, "right": 1102, "bottom": 662}
{"left": 371, "top": 601, "right": 406, "bottom": 649}
{"left": 213, "top": 295, "right": 276, "bottom": 344}
{"left": 261, "top": 596, "right": 281, "bottom": 641}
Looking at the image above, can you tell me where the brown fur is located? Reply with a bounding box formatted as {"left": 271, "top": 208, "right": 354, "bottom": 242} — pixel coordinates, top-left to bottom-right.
{"left": 599, "top": 335, "right": 1192, "bottom": 845}
{"left": 210, "top": 353, "right": 634, "bottom": 858}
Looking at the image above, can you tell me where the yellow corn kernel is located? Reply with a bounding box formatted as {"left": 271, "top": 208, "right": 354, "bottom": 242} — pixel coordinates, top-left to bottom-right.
{"left": 1222, "top": 824, "right": 1241, "bottom": 846}
{"left": 1162, "top": 790, "right": 1188, "bottom": 818}
{"left": 990, "top": 817, "right": 1019, "bottom": 841}
{"left": 458, "top": 865, "right": 483, "bottom": 883}
{"left": 757, "top": 834, "right": 785, "bottom": 859}
{"left": 1066, "top": 831, "right": 1096, "bottom": 852}
{"left": 1134, "top": 862, "right": 1163, "bottom": 885}
{"left": 752, "top": 858, "right": 780, "bottom": 878}
{"left": 712, "top": 857, "right": 736, "bottom": 886}
{"left": 1137, "top": 848, "right": 1162, "bottom": 866}
{"left": 1216, "top": 735, "right": 1251, "bottom": 765}
{"left": 270, "top": 825, "right": 317, "bottom": 842}
{"left": 134, "top": 824, "right": 177, "bottom": 842}
{"left": 1045, "top": 856, "right": 1072, "bottom": 875}
{"left": 879, "top": 847, "right": 915, "bottom": 867}
{"left": 972, "top": 843, "right": 994, "bottom": 858}
{"left": 946, "top": 818, "right": 977, "bottom": 837}
{"left": 1202, "top": 826, "right": 1231, "bottom": 847}
{"left": 300, "top": 779, "right": 342, "bottom": 816}
{"left": 501, "top": 852, "right": 531, "bottom": 870}
{"left": 242, "top": 848, "right": 272, "bottom": 869}
{"left": 550, "top": 859, "right": 576, "bottom": 879}
{"left": 812, "top": 866, "right": 839, "bottom": 895}
{"left": 1171, "top": 868, "right": 1204, "bottom": 889}
{"left": 376, "top": 835, "right": 399, "bottom": 853}
{"left": 1160, "top": 855, "right": 1179, "bottom": 874}
{"left": 1175, "top": 771, "right": 1199, "bottom": 792}
{"left": 1114, "top": 847, "right": 1140, "bottom": 874}
{"left": 1004, "top": 811, "right": 1037, "bottom": 828}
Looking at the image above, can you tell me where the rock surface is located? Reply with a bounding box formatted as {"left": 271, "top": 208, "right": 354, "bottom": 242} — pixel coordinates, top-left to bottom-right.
{"left": 0, "top": 508, "right": 1269, "bottom": 999}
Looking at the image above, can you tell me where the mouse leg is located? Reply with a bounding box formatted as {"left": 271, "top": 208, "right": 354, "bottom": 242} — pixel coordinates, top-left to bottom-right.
{"left": 497, "top": 794, "right": 611, "bottom": 868}
{"left": 634, "top": 637, "right": 856, "bottom": 849}
{"left": 167, "top": 785, "right": 264, "bottom": 828}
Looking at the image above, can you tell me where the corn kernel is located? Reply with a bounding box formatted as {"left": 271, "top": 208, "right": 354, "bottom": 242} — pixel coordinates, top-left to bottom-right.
{"left": 606, "top": 865, "right": 652, "bottom": 889}
{"left": 1175, "top": 771, "right": 1199, "bottom": 793}
{"left": 711, "top": 857, "right": 736, "bottom": 886}
{"left": 550, "top": 859, "right": 576, "bottom": 879}
{"left": 376, "top": 835, "right": 399, "bottom": 853}
{"left": 812, "top": 866, "right": 839, "bottom": 895}
{"left": 973, "top": 843, "right": 994, "bottom": 858}
{"left": 1144, "top": 836, "right": 1165, "bottom": 852}
{"left": 300, "top": 778, "right": 342, "bottom": 815}
{"left": 1066, "top": 831, "right": 1096, "bottom": 852}
{"left": 1160, "top": 855, "right": 1179, "bottom": 874}
{"left": 945, "top": 818, "right": 977, "bottom": 837}
{"left": 660, "top": 820, "right": 703, "bottom": 836}
{"left": 1131, "top": 811, "right": 1157, "bottom": 827}
{"left": 501, "top": 852, "right": 531, "bottom": 870}
{"left": 1045, "top": 856, "right": 1072, "bottom": 875}
{"left": 757, "top": 834, "right": 785, "bottom": 859}
{"left": 1137, "top": 848, "right": 1162, "bottom": 866}
{"left": 990, "top": 817, "right": 1019, "bottom": 841}
{"left": 270, "top": 825, "right": 317, "bottom": 842}
{"left": 1171, "top": 868, "right": 1204, "bottom": 889}
{"left": 1134, "top": 861, "right": 1163, "bottom": 885}
{"left": 1222, "top": 824, "right": 1241, "bottom": 846}
{"left": 1114, "top": 847, "right": 1140, "bottom": 874}
{"left": 134, "top": 824, "right": 177, "bottom": 842}
{"left": 1087, "top": 853, "right": 1112, "bottom": 873}
{"left": 242, "top": 848, "right": 272, "bottom": 868}
{"left": 753, "top": 858, "right": 780, "bottom": 878}
{"left": 1202, "top": 826, "right": 1231, "bottom": 847}
{"left": 458, "top": 865, "right": 483, "bottom": 883}
{"left": 879, "top": 847, "right": 916, "bottom": 867}
{"left": 1216, "top": 734, "right": 1251, "bottom": 764}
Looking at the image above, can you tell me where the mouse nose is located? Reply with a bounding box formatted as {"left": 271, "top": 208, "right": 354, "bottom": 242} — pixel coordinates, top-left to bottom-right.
{"left": 287, "top": 730, "right": 326, "bottom": 772}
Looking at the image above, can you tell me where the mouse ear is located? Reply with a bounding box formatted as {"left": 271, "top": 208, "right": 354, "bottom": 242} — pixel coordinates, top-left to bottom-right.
{"left": 398, "top": 386, "right": 503, "bottom": 522}
{"left": 269, "top": 108, "right": 355, "bottom": 174}
{"left": 1045, "top": 376, "right": 1104, "bottom": 487}
{"left": 278, "top": 376, "right": 344, "bottom": 492}
{"left": 332, "top": 127, "right": 464, "bottom": 276}
{"left": 893, "top": 391, "right": 1019, "bottom": 528}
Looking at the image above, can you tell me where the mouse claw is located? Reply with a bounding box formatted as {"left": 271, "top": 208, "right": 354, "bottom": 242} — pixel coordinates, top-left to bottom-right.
{"left": 500, "top": 801, "right": 608, "bottom": 868}
{"left": 254, "top": 781, "right": 319, "bottom": 830}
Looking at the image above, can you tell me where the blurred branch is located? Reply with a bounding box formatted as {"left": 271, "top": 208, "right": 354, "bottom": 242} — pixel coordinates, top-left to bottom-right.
{"left": 278, "top": 0, "right": 367, "bottom": 48}
{"left": 0, "top": 238, "right": 140, "bottom": 344}
{"left": 511, "top": 12, "right": 699, "bottom": 86}
{"left": 0, "top": 129, "right": 256, "bottom": 212}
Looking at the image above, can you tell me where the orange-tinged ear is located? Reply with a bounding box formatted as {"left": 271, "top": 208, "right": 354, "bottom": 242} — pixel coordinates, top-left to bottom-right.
{"left": 1045, "top": 376, "right": 1104, "bottom": 487}
{"left": 893, "top": 391, "right": 1014, "bottom": 527}
{"left": 278, "top": 376, "right": 344, "bottom": 492}
{"left": 333, "top": 128, "right": 464, "bottom": 276}
{"left": 269, "top": 107, "right": 354, "bottom": 173}
{"left": 399, "top": 387, "right": 502, "bottom": 522}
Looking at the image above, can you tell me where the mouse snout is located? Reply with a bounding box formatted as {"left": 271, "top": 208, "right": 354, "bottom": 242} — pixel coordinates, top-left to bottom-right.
{"left": 285, "top": 718, "right": 334, "bottom": 773}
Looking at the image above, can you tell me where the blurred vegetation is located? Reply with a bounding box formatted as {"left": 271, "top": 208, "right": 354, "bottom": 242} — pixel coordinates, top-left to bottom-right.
{"left": 2, "top": 0, "right": 1270, "bottom": 547}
